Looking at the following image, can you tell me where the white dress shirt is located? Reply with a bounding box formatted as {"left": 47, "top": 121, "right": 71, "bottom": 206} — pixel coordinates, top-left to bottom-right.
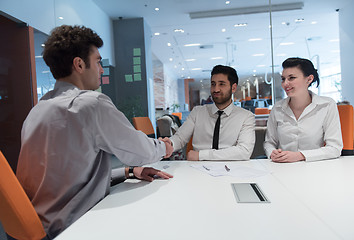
{"left": 264, "top": 91, "right": 343, "bottom": 161}
{"left": 170, "top": 102, "right": 255, "bottom": 160}
{"left": 16, "top": 81, "right": 166, "bottom": 238}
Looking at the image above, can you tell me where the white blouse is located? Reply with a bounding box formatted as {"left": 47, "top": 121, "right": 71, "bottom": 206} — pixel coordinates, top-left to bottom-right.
{"left": 264, "top": 92, "right": 343, "bottom": 161}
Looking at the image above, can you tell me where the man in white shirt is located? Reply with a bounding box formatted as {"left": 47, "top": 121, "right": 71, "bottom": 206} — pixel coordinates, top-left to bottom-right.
{"left": 166, "top": 65, "right": 255, "bottom": 161}
{"left": 16, "top": 25, "right": 173, "bottom": 239}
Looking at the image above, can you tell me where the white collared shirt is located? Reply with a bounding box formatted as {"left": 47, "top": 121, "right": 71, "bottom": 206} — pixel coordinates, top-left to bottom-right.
{"left": 264, "top": 92, "right": 343, "bottom": 161}
{"left": 170, "top": 102, "right": 255, "bottom": 160}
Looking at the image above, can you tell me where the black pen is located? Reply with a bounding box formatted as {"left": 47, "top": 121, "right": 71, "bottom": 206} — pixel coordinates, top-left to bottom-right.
{"left": 225, "top": 164, "right": 230, "bottom": 172}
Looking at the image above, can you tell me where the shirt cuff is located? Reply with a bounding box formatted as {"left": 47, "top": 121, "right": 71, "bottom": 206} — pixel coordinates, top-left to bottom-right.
{"left": 199, "top": 149, "right": 211, "bottom": 160}
{"left": 111, "top": 167, "right": 126, "bottom": 186}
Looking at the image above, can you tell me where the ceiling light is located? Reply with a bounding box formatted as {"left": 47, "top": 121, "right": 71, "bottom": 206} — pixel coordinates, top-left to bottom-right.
{"left": 280, "top": 42, "right": 294, "bottom": 46}
{"left": 184, "top": 43, "right": 201, "bottom": 47}
{"left": 167, "top": 42, "right": 172, "bottom": 46}
{"left": 225, "top": 1, "right": 230, "bottom": 4}
{"left": 210, "top": 57, "right": 223, "bottom": 60}
{"left": 248, "top": 38, "right": 262, "bottom": 41}
{"left": 253, "top": 70, "right": 257, "bottom": 72}
{"left": 154, "top": 32, "right": 160, "bottom": 36}
{"left": 257, "top": 65, "right": 266, "bottom": 67}
{"left": 41, "top": 44, "right": 45, "bottom": 47}
{"left": 191, "top": 68, "right": 202, "bottom": 71}
{"left": 252, "top": 53, "right": 265, "bottom": 56}
{"left": 330, "top": 39, "right": 339, "bottom": 42}
{"left": 58, "top": 16, "right": 64, "bottom": 20}
{"left": 185, "top": 59, "right": 196, "bottom": 62}
{"left": 222, "top": 28, "right": 226, "bottom": 32}
{"left": 35, "top": 56, "right": 43, "bottom": 58}
{"left": 234, "top": 23, "right": 247, "bottom": 27}
{"left": 311, "top": 21, "right": 317, "bottom": 24}
{"left": 189, "top": 2, "right": 303, "bottom": 19}
{"left": 155, "top": 7, "right": 159, "bottom": 11}
{"left": 181, "top": 68, "right": 185, "bottom": 71}
{"left": 174, "top": 29, "right": 185, "bottom": 33}
{"left": 169, "top": 58, "right": 173, "bottom": 61}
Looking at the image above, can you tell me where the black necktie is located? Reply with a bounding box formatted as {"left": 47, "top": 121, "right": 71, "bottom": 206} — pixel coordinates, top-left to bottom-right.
{"left": 212, "top": 110, "right": 223, "bottom": 150}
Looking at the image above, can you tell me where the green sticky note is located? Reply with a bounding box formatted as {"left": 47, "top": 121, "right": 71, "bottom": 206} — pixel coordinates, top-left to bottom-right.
{"left": 133, "top": 57, "right": 141, "bottom": 65}
{"left": 103, "top": 67, "right": 110, "bottom": 76}
{"left": 134, "top": 73, "right": 142, "bottom": 81}
{"left": 125, "top": 74, "right": 133, "bottom": 82}
{"left": 133, "top": 65, "right": 141, "bottom": 73}
{"left": 133, "top": 48, "right": 141, "bottom": 56}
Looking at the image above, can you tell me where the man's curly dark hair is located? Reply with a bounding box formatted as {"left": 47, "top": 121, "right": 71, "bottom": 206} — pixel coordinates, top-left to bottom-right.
{"left": 43, "top": 25, "right": 103, "bottom": 79}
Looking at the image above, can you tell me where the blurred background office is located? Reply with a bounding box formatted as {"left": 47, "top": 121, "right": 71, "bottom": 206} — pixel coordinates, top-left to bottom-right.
{"left": 0, "top": 0, "right": 353, "bottom": 177}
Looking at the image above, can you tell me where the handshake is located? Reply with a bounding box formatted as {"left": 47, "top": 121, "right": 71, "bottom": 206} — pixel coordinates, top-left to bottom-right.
{"left": 159, "top": 137, "right": 174, "bottom": 158}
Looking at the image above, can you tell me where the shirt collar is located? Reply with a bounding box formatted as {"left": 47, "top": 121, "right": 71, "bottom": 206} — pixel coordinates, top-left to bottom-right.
{"left": 280, "top": 90, "right": 328, "bottom": 111}
{"left": 211, "top": 102, "right": 234, "bottom": 116}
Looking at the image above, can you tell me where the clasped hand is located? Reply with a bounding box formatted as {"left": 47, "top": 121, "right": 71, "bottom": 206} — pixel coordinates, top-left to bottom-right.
{"left": 270, "top": 149, "right": 305, "bottom": 163}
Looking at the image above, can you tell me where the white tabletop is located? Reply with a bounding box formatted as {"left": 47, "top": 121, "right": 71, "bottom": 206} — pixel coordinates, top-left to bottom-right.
{"left": 56, "top": 157, "right": 354, "bottom": 240}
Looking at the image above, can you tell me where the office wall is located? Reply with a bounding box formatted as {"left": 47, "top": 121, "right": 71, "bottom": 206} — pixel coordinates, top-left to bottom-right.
{"left": 339, "top": 1, "right": 354, "bottom": 105}
{"left": 0, "top": 0, "right": 115, "bottom": 66}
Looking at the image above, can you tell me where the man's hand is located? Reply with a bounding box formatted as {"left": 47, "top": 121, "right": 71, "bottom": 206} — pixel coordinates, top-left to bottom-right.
{"left": 187, "top": 150, "right": 199, "bottom": 161}
{"left": 159, "top": 137, "right": 174, "bottom": 158}
{"left": 270, "top": 149, "right": 305, "bottom": 163}
{"left": 133, "top": 167, "right": 173, "bottom": 182}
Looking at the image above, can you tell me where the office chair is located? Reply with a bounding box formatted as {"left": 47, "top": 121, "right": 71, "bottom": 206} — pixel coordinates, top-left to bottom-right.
{"left": 0, "top": 151, "right": 46, "bottom": 240}
{"left": 132, "top": 117, "right": 155, "bottom": 138}
{"left": 337, "top": 104, "right": 354, "bottom": 155}
{"left": 186, "top": 136, "right": 193, "bottom": 154}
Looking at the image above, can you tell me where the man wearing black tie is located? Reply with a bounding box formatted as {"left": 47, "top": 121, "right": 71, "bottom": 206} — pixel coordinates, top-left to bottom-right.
{"left": 164, "top": 65, "right": 255, "bottom": 160}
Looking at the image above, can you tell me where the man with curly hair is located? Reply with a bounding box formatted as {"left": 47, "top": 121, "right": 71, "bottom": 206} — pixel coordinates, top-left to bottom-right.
{"left": 16, "top": 25, "right": 173, "bottom": 239}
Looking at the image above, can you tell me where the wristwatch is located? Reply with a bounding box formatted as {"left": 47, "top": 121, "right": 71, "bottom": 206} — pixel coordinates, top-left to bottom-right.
{"left": 128, "top": 166, "right": 135, "bottom": 179}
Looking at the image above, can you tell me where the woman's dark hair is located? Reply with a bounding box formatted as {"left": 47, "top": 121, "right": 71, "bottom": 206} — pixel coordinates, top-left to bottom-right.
{"left": 282, "top": 57, "right": 320, "bottom": 87}
{"left": 211, "top": 65, "right": 239, "bottom": 85}
{"left": 43, "top": 25, "right": 103, "bottom": 79}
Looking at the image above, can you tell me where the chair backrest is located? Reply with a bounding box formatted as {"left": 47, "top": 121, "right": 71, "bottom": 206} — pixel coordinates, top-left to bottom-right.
{"left": 0, "top": 151, "right": 46, "bottom": 240}
{"left": 132, "top": 117, "right": 155, "bottom": 138}
{"left": 337, "top": 105, "right": 354, "bottom": 153}
{"left": 171, "top": 112, "right": 182, "bottom": 120}
{"left": 254, "top": 108, "right": 270, "bottom": 115}
{"left": 186, "top": 136, "right": 193, "bottom": 153}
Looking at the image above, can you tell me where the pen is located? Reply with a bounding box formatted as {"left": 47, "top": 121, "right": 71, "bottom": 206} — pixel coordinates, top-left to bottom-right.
{"left": 225, "top": 164, "right": 230, "bottom": 172}
{"left": 203, "top": 165, "right": 210, "bottom": 171}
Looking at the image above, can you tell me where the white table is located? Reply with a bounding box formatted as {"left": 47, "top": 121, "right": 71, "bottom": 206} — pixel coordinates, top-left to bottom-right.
{"left": 56, "top": 157, "right": 354, "bottom": 240}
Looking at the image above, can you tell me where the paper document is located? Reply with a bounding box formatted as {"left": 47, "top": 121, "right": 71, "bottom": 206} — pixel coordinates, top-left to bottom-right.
{"left": 191, "top": 162, "right": 269, "bottom": 178}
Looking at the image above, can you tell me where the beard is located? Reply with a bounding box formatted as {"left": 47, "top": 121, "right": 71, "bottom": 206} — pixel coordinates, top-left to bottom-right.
{"left": 212, "top": 88, "right": 232, "bottom": 105}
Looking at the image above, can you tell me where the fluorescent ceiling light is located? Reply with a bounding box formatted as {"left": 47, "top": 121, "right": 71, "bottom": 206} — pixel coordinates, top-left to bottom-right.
{"left": 35, "top": 55, "right": 43, "bottom": 58}
{"left": 174, "top": 29, "right": 184, "bottom": 33}
{"left": 221, "top": 28, "right": 226, "bottom": 32}
{"left": 189, "top": 2, "right": 303, "bottom": 19}
{"left": 311, "top": 21, "right": 317, "bottom": 24}
{"left": 191, "top": 68, "right": 202, "bottom": 71}
{"left": 58, "top": 16, "right": 64, "bottom": 20}
{"left": 225, "top": 1, "right": 230, "bottom": 4}
{"left": 155, "top": 7, "right": 159, "bottom": 11}
{"left": 280, "top": 42, "right": 294, "bottom": 46}
{"left": 184, "top": 43, "right": 201, "bottom": 47}
{"left": 252, "top": 53, "right": 265, "bottom": 56}
{"left": 234, "top": 23, "right": 247, "bottom": 27}
{"left": 248, "top": 38, "right": 262, "bottom": 41}
{"left": 169, "top": 58, "right": 173, "bottom": 61}
{"left": 257, "top": 64, "right": 266, "bottom": 67}
{"left": 330, "top": 39, "right": 339, "bottom": 42}
{"left": 210, "top": 57, "right": 223, "bottom": 60}
{"left": 186, "top": 59, "right": 196, "bottom": 62}
{"left": 167, "top": 42, "right": 171, "bottom": 46}
{"left": 154, "top": 32, "right": 160, "bottom": 36}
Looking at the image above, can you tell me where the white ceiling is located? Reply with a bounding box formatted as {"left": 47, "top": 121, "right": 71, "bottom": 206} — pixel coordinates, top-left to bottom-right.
{"left": 92, "top": 0, "right": 348, "bottom": 85}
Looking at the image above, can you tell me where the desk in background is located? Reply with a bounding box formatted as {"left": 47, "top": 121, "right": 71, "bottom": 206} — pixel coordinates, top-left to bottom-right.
{"left": 56, "top": 157, "right": 354, "bottom": 240}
